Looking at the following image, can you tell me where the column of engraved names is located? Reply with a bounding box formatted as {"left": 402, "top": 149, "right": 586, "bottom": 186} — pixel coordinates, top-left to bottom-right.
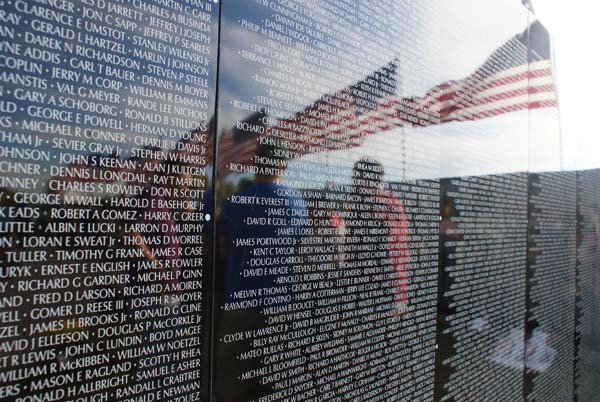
{"left": 437, "top": 174, "right": 527, "bottom": 401}
{"left": 573, "top": 170, "right": 600, "bottom": 401}
{"left": 525, "top": 172, "right": 577, "bottom": 402}
{"left": 219, "top": 177, "right": 440, "bottom": 401}
{"left": 215, "top": 0, "right": 440, "bottom": 400}
{"left": 216, "top": 0, "right": 403, "bottom": 398}
{"left": 0, "top": 0, "right": 215, "bottom": 400}
{"left": 270, "top": 179, "right": 439, "bottom": 401}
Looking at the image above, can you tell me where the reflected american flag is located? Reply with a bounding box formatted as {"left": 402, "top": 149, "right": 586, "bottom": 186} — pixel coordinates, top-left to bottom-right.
{"left": 217, "top": 20, "right": 556, "bottom": 173}
{"left": 418, "top": 20, "right": 556, "bottom": 124}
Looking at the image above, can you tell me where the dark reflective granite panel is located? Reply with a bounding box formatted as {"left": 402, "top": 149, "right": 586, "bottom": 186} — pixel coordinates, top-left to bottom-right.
{"left": 0, "top": 0, "right": 219, "bottom": 400}
{"left": 436, "top": 173, "right": 528, "bottom": 402}
{"left": 524, "top": 172, "right": 577, "bottom": 402}
{"left": 213, "top": 0, "right": 441, "bottom": 400}
{"left": 574, "top": 169, "right": 600, "bottom": 401}
{"left": 524, "top": 20, "right": 578, "bottom": 402}
{"left": 433, "top": 4, "right": 530, "bottom": 401}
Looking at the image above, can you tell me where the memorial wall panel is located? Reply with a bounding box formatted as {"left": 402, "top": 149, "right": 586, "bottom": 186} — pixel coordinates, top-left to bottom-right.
{"left": 524, "top": 20, "right": 579, "bottom": 402}
{"left": 0, "top": 0, "right": 219, "bottom": 400}
{"left": 212, "top": 0, "right": 442, "bottom": 400}
{"left": 524, "top": 172, "right": 577, "bottom": 402}
{"left": 436, "top": 173, "right": 528, "bottom": 402}
{"left": 574, "top": 169, "right": 600, "bottom": 401}
{"left": 0, "top": 1, "right": 599, "bottom": 401}
{"left": 433, "top": 3, "right": 530, "bottom": 401}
